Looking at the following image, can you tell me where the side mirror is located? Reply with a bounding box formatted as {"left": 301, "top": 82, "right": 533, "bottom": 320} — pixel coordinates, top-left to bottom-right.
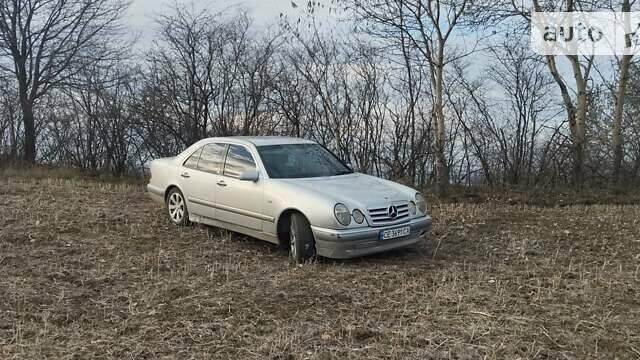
{"left": 239, "top": 169, "right": 260, "bottom": 182}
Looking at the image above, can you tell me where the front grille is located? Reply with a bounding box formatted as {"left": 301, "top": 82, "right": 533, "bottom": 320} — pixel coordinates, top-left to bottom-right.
{"left": 367, "top": 202, "right": 409, "bottom": 225}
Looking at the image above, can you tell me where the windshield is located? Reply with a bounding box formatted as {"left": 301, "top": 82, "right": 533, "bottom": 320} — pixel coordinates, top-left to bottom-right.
{"left": 257, "top": 143, "right": 352, "bottom": 179}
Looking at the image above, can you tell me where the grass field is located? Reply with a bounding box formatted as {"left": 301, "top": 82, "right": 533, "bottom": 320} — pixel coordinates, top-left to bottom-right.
{"left": 1, "top": 174, "right": 639, "bottom": 359}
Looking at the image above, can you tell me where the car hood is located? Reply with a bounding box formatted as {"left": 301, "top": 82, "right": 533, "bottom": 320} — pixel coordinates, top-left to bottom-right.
{"left": 280, "top": 173, "right": 411, "bottom": 208}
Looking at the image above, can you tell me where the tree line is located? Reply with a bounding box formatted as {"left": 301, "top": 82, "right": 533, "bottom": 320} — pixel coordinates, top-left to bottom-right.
{"left": 1, "top": 0, "right": 639, "bottom": 194}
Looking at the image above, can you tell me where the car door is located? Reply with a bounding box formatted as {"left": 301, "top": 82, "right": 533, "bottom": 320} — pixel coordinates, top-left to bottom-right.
{"left": 179, "top": 142, "right": 227, "bottom": 220}
{"left": 214, "top": 144, "right": 264, "bottom": 231}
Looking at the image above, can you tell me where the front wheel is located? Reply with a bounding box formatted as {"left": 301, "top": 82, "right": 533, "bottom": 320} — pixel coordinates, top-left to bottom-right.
{"left": 166, "top": 188, "right": 189, "bottom": 226}
{"left": 290, "top": 213, "right": 316, "bottom": 263}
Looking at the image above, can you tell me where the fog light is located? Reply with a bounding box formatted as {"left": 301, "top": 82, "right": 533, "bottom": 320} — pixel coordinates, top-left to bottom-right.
{"left": 352, "top": 209, "right": 365, "bottom": 223}
{"left": 408, "top": 201, "right": 417, "bottom": 215}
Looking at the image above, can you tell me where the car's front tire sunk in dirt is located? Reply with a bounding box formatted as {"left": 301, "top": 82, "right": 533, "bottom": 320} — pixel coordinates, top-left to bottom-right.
{"left": 166, "top": 188, "right": 189, "bottom": 226}
{"left": 289, "top": 212, "right": 316, "bottom": 263}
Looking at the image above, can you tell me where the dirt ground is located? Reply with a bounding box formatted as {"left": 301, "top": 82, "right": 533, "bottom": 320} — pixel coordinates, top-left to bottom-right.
{"left": 1, "top": 175, "right": 639, "bottom": 359}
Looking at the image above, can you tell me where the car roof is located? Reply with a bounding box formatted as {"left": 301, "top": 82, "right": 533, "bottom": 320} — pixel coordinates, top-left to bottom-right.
{"left": 206, "top": 136, "right": 316, "bottom": 146}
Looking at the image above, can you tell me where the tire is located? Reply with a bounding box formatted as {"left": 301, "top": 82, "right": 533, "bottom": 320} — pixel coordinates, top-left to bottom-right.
{"left": 289, "top": 212, "right": 316, "bottom": 263}
{"left": 166, "top": 188, "right": 189, "bottom": 226}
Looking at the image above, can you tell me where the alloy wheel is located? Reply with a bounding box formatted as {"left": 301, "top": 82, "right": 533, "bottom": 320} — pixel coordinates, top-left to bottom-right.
{"left": 168, "top": 192, "right": 185, "bottom": 223}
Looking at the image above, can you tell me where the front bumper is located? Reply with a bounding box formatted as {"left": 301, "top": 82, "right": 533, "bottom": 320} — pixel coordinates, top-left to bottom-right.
{"left": 311, "top": 215, "right": 432, "bottom": 259}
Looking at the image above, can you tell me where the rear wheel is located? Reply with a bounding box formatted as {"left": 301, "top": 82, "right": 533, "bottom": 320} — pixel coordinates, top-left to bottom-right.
{"left": 289, "top": 213, "right": 316, "bottom": 263}
{"left": 166, "top": 188, "right": 189, "bottom": 226}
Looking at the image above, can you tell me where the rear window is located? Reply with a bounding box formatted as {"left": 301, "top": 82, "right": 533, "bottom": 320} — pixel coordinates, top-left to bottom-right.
{"left": 197, "top": 143, "right": 227, "bottom": 174}
{"left": 183, "top": 147, "right": 202, "bottom": 169}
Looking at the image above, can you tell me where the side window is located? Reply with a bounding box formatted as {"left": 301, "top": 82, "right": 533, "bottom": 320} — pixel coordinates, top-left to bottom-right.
{"left": 223, "top": 145, "right": 256, "bottom": 178}
{"left": 183, "top": 147, "right": 203, "bottom": 169}
{"left": 197, "top": 143, "right": 227, "bottom": 174}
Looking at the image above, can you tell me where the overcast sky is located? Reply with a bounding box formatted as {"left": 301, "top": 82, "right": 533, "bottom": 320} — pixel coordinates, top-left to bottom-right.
{"left": 127, "top": 0, "right": 291, "bottom": 25}
{"left": 125, "top": 0, "right": 337, "bottom": 49}
{"left": 122, "top": 0, "right": 594, "bottom": 86}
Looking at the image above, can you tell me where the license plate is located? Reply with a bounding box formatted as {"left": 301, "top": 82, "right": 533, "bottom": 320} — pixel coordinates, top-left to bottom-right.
{"left": 379, "top": 226, "right": 411, "bottom": 240}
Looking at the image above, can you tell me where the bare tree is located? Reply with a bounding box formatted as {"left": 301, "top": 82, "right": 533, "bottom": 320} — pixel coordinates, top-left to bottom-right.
{"left": 0, "top": 76, "right": 20, "bottom": 160}
{"left": 453, "top": 40, "right": 561, "bottom": 186}
{"left": 0, "top": 0, "right": 128, "bottom": 163}
{"left": 3, "top": 1, "right": 638, "bottom": 191}
{"left": 610, "top": 0, "right": 637, "bottom": 185}
{"left": 628, "top": 65, "right": 640, "bottom": 181}
{"left": 508, "top": 0, "right": 622, "bottom": 187}
{"left": 611, "top": 56, "right": 634, "bottom": 185}
{"left": 347, "top": 0, "right": 475, "bottom": 196}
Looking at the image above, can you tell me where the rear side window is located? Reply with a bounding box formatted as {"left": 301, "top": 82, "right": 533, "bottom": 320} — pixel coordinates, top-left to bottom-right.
{"left": 197, "top": 143, "right": 227, "bottom": 174}
{"left": 223, "top": 145, "right": 256, "bottom": 178}
{"left": 183, "top": 147, "right": 203, "bottom": 169}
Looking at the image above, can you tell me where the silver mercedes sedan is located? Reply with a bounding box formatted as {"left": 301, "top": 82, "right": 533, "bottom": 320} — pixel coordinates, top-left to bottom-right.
{"left": 146, "top": 136, "right": 432, "bottom": 262}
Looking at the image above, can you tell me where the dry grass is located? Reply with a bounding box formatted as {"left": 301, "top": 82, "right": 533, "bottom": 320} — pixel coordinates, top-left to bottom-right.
{"left": 1, "top": 175, "right": 639, "bottom": 359}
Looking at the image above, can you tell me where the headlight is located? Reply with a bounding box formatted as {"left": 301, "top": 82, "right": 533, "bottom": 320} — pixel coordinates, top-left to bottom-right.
{"left": 408, "top": 201, "right": 417, "bottom": 215}
{"left": 415, "top": 193, "right": 427, "bottom": 213}
{"left": 334, "top": 203, "right": 351, "bottom": 226}
{"left": 352, "top": 209, "right": 365, "bottom": 223}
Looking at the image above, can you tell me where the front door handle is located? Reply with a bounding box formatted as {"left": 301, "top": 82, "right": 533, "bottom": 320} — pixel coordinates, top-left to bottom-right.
{"left": 181, "top": 172, "right": 190, "bottom": 178}
{"left": 216, "top": 180, "right": 227, "bottom": 187}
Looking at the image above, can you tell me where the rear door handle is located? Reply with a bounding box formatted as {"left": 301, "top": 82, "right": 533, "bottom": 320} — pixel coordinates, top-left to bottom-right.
{"left": 216, "top": 180, "right": 227, "bottom": 187}
{"left": 181, "top": 172, "right": 190, "bottom": 178}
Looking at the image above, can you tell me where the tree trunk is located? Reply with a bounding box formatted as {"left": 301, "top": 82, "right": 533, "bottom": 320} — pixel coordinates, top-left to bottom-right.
{"left": 572, "top": 90, "right": 587, "bottom": 187}
{"left": 612, "top": 55, "right": 633, "bottom": 186}
{"left": 16, "top": 55, "right": 36, "bottom": 164}
{"left": 19, "top": 95, "right": 36, "bottom": 164}
{"left": 567, "top": 54, "right": 589, "bottom": 188}
{"left": 433, "top": 61, "right": 448, "bottom": 196}
{"left": 573, "top": 140, "right": 584, "bottom": 187}
{"left": 8, "top": 104, "right": 18, "bottom": 158}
